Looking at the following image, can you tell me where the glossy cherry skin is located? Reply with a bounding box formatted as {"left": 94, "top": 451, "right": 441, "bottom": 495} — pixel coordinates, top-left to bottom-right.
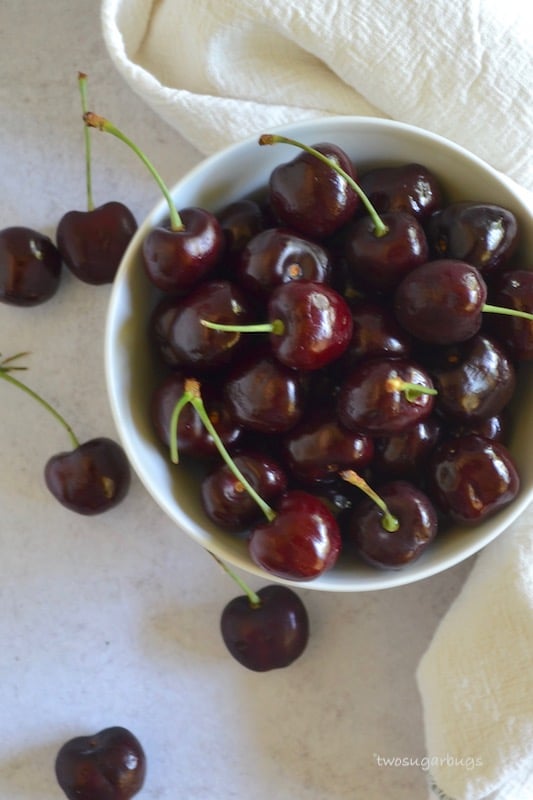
{"left": 445, "top": 413, "right": 508, "bottom": 444}
{"left": 0, "top": 226, "right": 62, "bottom": 305}
{"left": 347, "top": 480, "right": 438, "bottom": 569}
{"left": 337, "top": 357, "right": 435, "bottom": 435}
{"left": 150, "top": 372, "right": 243, "bottom": 459}
{"left": 151, "top": 280, "right": 254, "bottom": 370}
{"left": 44, "top": 438, "right": 131, "bottom": 515}
{"left": 55, "top": 726, "right": 146, "bottom": 800}
{"left": 224, "top": 348, "right": 307, "bottom": 433}
{"left": 430, "top": 334, "right": 516, "bottom": 424}
{"left": 142, "top": 207, "right": 224, "bottom": 293}
{"left": 268, "top": 142, "right": 360, "bottom": 239}
{"left": 427, "top": 434, "right": 520, "bottom": 524}
{"left": 216, "top": 198, "right": 267, "bottom": 268}
{"left": 393, "top": 259, "right": 488, "bottom": 344}
{"left": 373, "top": 416, "right": 442, "bottom": 480}
{"left": 235, "top": 227, "right": 332, "bottom": 298}
{"left": 487, "top": 270, "right": 533, "bottom": 360}
{"left": 281, "top": 408, "right": 374, "bottom": 483}
{"left": 358, "top": 162, "right": 443, "bottom": 222}
{"left": 220, "top": 584, "right": 309, "bottom": 671}
{"left": 56, "top": 201, "right": 137, "bottom": 284}
{"left": 342, "top": 211, "right": 429, "bottom": 293}
{"left": 249, "top": 490, "right": 341, "bottom": 580}
{"left": 266, "top": 280, "right": 353, "bottom": 370}
{"left": 333, "top": 299, "right": 412, "bottom": 381}
{"left": 201, "top": 451, "right": 288, "bottom": 529}
{"left": 426, "top": 202, "right": 519, "bottom": 277}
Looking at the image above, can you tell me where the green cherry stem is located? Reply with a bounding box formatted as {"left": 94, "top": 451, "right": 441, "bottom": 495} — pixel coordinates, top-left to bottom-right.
{"left": 83, "top": 110, "right": 184, "bottom": 232}
{"left": 482, "top": 303, "right": 533, "bottom": 323}
{"left": 209, "top": 551, "right": 261, "bottom": 607}
{"left": 259, "top": 133, "right": 389, "bottom": 238}
{"left": 385, "top": 376, "right": 438, "bottom": 402}
{"left": 339, "top": 469, "right": 400, "bottom": 532}
{"left": 78, "top": 72, "right": 94, "bottom": 212}
{"left": 200, "top": 318, "right": 285, "bottom": 336}
{"left": 169, "top": 378, "right": 276, "bottom": 523}
{"left": 0, "top": 353, "right": 80, "bottom": 449}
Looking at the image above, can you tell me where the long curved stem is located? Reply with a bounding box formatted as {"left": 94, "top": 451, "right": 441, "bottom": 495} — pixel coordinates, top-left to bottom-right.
{"left": 78, "top": 72, "right": 94, "bottom": 211}
{"left": 339, "top": 469, "right": 399, "bottom": 532}
{"left": 0, "top": 355, "right": 79, "bottom": 449}
{"left": 259, "top": 133, "right": 389, "bottom": 237}
{"left": 169, "top": 378, "right": 276, "bottom": 523}
{"left": 209, "top": 551, "right": 261, "bottom": 608}
{"left": 84, "top": 111, "right": 184, "bottom": 231}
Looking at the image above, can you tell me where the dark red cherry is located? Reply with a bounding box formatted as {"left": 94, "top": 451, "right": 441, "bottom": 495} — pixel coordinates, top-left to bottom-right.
{"left": 487, "top": 269, "right": 533, "bottom": 360}
{"left": 445, "top": 412, "right": 508, "bottom": 443}
{"left": 224, "top": 348, "right": 307, "bottom": 433}
{"left": 373, "top": 416, "right": 442, "bottom": 480}
{"left": 216, "top": 198, "right": 268, "bottom": 267}
{"left": 333, "top": 299, "right": 412, "bottom": 380}
{"left": 142, "top": 207, "right": 224, "bottom": 293}
{"left": 427, "top": 435, "right": 520, "bottom": 523}
{"left": 347, "top": 480, "right": 438, "bottom": 569}
{"left": 281, "top": 408, "right": 374, "bottom": 483}
{"left": 201, "top": 451, "right": 287, "bottom": 530}
{"left": 266, "top": 280, "right": 353, "bottom": 370}
{"left": 150, "top": 371, "right": 243, "bottom": 459}
{"left": 56, "top": 201, "right": 137, "bottom": 284}
{"left": 337, "top": 357, "right": 436, "bottom": 435}
{"left": 235, "top": 227, "right": 332, "bottom": 298}
{"left": 267, "top": 142, "right": 360, "bottom": 239}
{"left": 430, "top": 334, "right": 516, "bottom": 424}
{"left": 342, "top": 211, "right": 429, "bottom": 293}
{"left": 249, "top": 490, "right": 341, "bottom": 580}
{"left": 426, "top": 202, "right": 519, "bottom": 277}
{"left": 358, "top": 162, "right": 444, "bottom": 222}
{"left": 220, "top": 584, "right": 309, "bottom": 671}
{"left": 44, "top": 437, "right": 131, "bottom": 515}
{"left": 151, "top": 280, "right": 254, "bottom": 370}
{"left": 0, "top": 226, "right": 62, "bottom": 305}
{"left": 55, "top": 725, "right": 146, "bottom": 800}
{"left": 393, "top": 259, "right": 487, "bottom": 344}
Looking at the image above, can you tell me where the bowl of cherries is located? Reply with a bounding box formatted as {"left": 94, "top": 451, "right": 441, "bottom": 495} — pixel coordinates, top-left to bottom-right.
{"left": 104, "top": 115, "right": 533, "bottom": 592}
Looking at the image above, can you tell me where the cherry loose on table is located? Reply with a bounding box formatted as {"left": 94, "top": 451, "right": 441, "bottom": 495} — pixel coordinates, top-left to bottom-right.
{"left": 0, "top": 226, "right": 62, "bottom": 306}
{"left": 45, "top": 437, "right": 131, "bottom": 515}
{"left": 56, "top": 72, "right": 138, "bottom": 285}
{"left": 55, "top": 725, "right": 146, "bottom": 800}
{"left": 220, "top": 583, "right": 309, "bottom": 671}
{"left": 57, "top": 202, "right": 138, "bottom": 285}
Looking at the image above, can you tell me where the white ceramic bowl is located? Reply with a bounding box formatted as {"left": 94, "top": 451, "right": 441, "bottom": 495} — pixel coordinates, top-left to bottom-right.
{"left": 105, "top": 116, "right": 533, "bottom": 592}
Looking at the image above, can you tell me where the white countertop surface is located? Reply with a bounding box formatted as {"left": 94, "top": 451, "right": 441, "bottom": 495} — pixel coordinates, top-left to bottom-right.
{"left": 0, "top": 3, "right": 477, "bottom": 799}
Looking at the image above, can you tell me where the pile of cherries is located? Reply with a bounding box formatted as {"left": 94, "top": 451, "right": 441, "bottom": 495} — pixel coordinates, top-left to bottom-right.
{"left": 146, "top": 133, "right": 532, "bottom": 586}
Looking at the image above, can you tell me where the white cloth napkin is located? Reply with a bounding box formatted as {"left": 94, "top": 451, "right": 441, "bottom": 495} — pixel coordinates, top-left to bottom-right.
{"left": 100, "top": 2, "right": 533, "bottom": 798}
{"left": 101, "top": 0, "right": 533, "bottom": 192}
